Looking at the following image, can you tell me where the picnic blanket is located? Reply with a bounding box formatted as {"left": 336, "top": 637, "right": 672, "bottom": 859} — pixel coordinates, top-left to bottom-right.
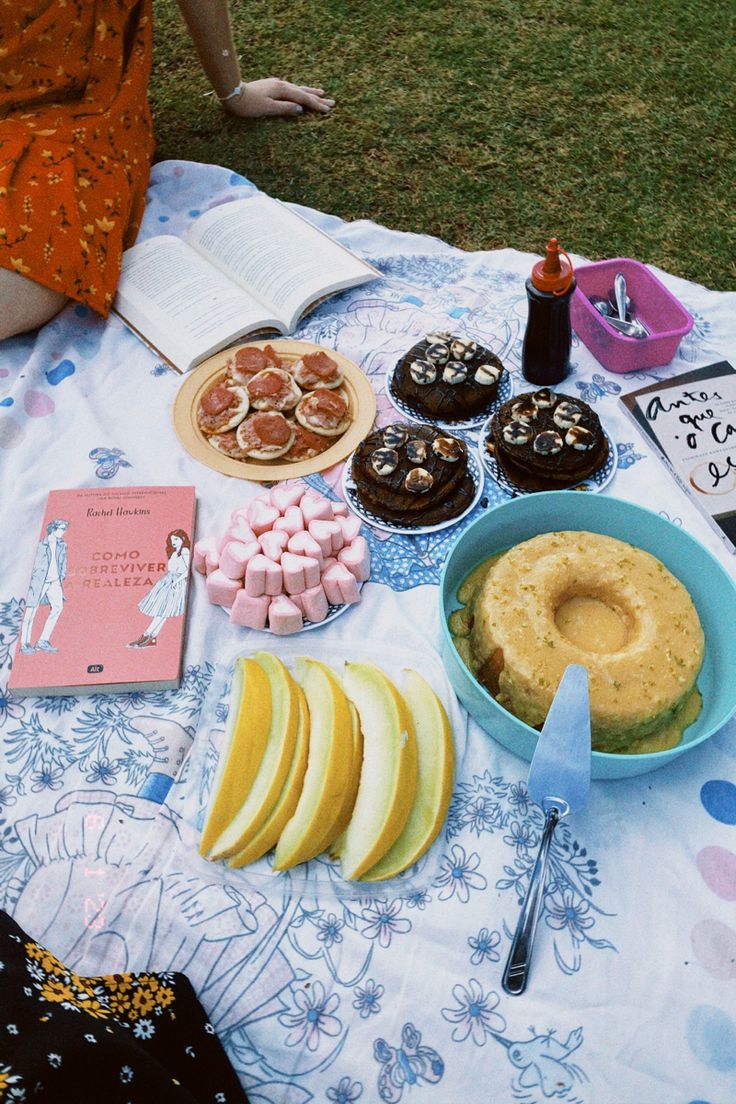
{"left": 1, "top": 160, "right": 736, "bottom": 1104}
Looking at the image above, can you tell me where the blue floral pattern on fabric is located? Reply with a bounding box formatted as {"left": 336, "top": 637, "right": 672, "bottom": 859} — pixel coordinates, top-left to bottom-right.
{"left": 441, "top": 979, "right": 505, "bottom": 1045}
{"left": 616, "top": 441, "right": 645, "bottom": 469}
{"left": 326, "top": 1077, "right": 363, "bottom": 1104}
{"left": 372, "top": 254, "right": 468, "bottom": 289}
{"left": 373, "top": 1022, "right": 444, "bottom": 1102}
{"left": 279, "top": 980, "right": 342, "bottom": 1054}
{"left": 447, "top": 773, "right": 615, "bottom": 975}
{"left": 573, "top": 374, "right": 621, "bottom": 404}
{"left": 89, "top": 447, "right": 133, "bottom": 479}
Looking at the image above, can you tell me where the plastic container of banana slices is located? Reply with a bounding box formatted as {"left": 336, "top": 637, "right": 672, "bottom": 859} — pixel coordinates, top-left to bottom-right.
{"left": 181, "top": 637, "right": 467, "bottom": 901}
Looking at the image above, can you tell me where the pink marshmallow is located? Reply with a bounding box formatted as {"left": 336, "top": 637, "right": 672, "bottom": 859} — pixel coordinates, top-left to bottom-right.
{"left": 299, "top": 583, "right": 329, "bottom": 623}
{"left": 281, "top": 552, "right": 321, "bottom": 595}
{"left": 301, "top": 492, "right": 334, "bottom": 526}
{"left": 309, "top": 518, "right": 343, "bottom": 556}
{"left": 229, "top": 590, "right": 270, "bottom": 630}
{"left": 245, "top": 553, "right": 283, "bottom": 597}
{"left": 338, "top": 536, "right": 371, "bottom": 582}
{"left": 220, "top": 539, "right": 260, "bottom": 580}
{"left": 206, "top": 569, "right": 242, "bottom": 609}
{"left": 322, "top": 556, "right": 338, "bottom": 573}
{"left": 193, "top": 536, "right": 218, "bottom": 575}
{"left": 268, "top": 594, "right": 303, "bottom": 635}
{"left": 205, "top": 547, "right": 220, "bottom": 576}
{"left": 338, "top": 515, "right": 362, "bottom": 544}
{"left": 226, "top": 517, "right": 257, "bottom": 546}
{"left": 271, "top": 483, "right": 306, "bottom": 514}
{"left": 247, "top": 499, "right": 279, "bottom": 536}
{"left": 259, "top": 529, "right": 289, "bottom": 562}
{"left": 332, "top": 501, "right": 349, "bottom": 517}
{"left": 322, "top": 562, "right": 361, "bottom": 606}
{"left": 273, "top": 505, "right": 305, "bottom": 538}
{"left": 288, "top": 530, "right": 324, "bottom": 567}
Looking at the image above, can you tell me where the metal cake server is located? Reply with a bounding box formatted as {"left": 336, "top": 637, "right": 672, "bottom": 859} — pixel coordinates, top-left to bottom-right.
{"left": 502, "top": 664, "right": 591, "bottom": 996}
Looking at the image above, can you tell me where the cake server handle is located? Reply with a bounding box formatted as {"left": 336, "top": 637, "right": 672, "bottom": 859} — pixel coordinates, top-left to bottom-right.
{"left": 502, "top": 804, "right": 561, "bottom": 996}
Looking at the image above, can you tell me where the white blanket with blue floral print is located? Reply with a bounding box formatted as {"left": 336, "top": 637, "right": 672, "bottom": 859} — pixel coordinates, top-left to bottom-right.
{"left": 1, "top": 160, "right": 736, "bottom": 1104}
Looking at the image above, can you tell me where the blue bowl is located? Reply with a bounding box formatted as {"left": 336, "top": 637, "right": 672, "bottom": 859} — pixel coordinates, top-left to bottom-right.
{"left": 439, "top": 492, "right": 736, "bottom": 779}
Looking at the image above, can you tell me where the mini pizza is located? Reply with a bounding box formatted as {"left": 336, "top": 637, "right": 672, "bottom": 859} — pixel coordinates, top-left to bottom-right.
{"left": 282, "top": 422, "right": 333, "bottom": 462}
{"left": 208, "top": 429, "right": 249, "bottom": 459}
{"left": 295, "top": 387, "right": 351, "bottom": 437}
{"left": 197, "top": 382, "right": 249, "bottom": 435}
{"left": 291, "top": 350, "right": 344, "bottom": 390}
{"left": 247, "top": 368, "right": 302, "bottom": 412}
{"left": 235, "top": 411, "right": 296, "bottom": 460}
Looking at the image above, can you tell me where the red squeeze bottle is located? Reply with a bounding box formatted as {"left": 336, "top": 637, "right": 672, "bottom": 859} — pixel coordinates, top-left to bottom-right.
{"left": 521, "top": 238, "right": 576, "bottom": 386}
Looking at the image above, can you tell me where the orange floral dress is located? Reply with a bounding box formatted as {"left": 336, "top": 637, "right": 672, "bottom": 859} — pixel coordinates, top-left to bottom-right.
{"left": 0, "top": 1, "right": 155, "bottom": 316}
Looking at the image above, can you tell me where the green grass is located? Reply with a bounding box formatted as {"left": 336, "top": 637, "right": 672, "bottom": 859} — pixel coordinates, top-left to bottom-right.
{"left": 151, "top": 0, "right": 735, "bottom": 289}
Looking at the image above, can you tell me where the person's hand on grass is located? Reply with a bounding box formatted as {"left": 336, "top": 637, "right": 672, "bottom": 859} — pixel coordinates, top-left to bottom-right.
{"left": 223, "top": 79, "right": 335, "bottom": 119}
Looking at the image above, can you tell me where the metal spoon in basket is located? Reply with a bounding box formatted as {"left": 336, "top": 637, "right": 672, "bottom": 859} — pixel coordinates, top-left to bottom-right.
{"left": 502, "top": 664, "right": 591, "bottom": 996}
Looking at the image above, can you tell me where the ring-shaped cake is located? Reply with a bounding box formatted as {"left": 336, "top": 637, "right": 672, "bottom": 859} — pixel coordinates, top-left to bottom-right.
{"left": 467, "top": 531, "right": 704, "bottom": 753}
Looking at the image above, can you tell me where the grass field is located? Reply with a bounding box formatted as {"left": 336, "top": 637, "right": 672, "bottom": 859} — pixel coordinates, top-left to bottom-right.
{"left": 151, "top": 1, "right": 735, "bottom": 290}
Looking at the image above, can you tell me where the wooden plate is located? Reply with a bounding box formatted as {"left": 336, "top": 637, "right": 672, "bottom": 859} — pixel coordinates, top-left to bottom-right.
{"left": 173, "top": 339, "right": 377, "bottom": 482}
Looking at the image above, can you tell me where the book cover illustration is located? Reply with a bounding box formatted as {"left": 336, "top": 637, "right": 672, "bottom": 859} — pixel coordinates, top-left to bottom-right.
{"left": 620, "top": 361, "right": 736, "bottom": 553}
{"left": 10, "top": 486, "right": 197, "bottom": 696}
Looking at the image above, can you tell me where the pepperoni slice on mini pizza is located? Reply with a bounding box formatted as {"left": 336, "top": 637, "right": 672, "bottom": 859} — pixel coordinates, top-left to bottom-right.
{"left": 236, "top": 411, "right": 296, "bottom": 459}
{"left": 294, "top": 387, "right": 351, "bottom": 437}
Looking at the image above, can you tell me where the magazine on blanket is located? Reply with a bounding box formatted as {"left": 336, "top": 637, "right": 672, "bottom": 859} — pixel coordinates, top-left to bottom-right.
{"left": 619, "top": 360, "right": 736, "bottom": 554}
{"left": 9, "top": 486, "right": 196, "bottom": 696}
{"left": 113, "top": 194, "right": 380, "bottom": 373}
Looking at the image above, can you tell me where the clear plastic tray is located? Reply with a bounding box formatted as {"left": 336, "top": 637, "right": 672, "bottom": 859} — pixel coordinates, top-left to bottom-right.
{"left": 180, "top": 637, "right": 468, "bottom": 901}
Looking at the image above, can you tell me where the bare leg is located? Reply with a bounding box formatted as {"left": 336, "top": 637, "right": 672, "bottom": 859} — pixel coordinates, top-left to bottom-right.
{"left": 0, "top": 268, "right": 68, "bottom": 340}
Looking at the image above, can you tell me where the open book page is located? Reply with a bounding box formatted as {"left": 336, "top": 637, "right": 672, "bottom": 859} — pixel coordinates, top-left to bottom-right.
{"left": 114, "top": 236, "right": 280, "bottom": 370}
{"left": 187, "top": 195, "right": 377, "bottom": 331}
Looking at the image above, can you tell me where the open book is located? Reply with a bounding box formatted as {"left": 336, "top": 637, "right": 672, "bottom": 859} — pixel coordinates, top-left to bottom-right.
{"left": 113, "top": 194, "right": 379, "bottom": 372}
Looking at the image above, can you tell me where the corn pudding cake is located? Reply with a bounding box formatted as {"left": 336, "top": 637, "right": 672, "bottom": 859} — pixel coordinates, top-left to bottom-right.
{"left": 449, "top": 531, "right": 705, "bottom": 754}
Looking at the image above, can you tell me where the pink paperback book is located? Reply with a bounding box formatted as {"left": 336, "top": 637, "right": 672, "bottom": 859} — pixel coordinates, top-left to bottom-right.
{"left": 9, "top": 485, "right": 197, "bottom": 696}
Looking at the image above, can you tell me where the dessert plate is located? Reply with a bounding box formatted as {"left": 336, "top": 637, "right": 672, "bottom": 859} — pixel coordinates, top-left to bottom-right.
{"left": 478, "top": 421, "right": 617, "bottom": 495}
{"left": 384, "top": 362, "right": 513, "bottom": 432}
{"left": 341, "top": 444, "right": 485, "bottom": 534}
{"left": 174, "top": 339, "right": 376, "bottom": 482}
{"left": 217, "top": 584, "right": 363, "bottom": 634}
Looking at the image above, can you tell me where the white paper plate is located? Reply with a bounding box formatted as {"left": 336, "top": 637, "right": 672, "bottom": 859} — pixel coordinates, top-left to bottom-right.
{"left": 341, "top": 443, "right": 484, "bottom": 535}
{"left": 478, "top": 421, "right": 618, "bottom": 495}
{"left": 384, "top": 362, "right": 513, "bottom": 431}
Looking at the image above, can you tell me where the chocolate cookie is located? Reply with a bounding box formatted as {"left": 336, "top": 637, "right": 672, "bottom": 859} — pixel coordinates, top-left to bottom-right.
{"left": 351, "top": 422, "right": 474, "bottom": 525}
{"left": 489, "top": 389, "right": 608, "bottom": 490}
{"left": 393, "top": 331, "right": 506, "bottom": 421}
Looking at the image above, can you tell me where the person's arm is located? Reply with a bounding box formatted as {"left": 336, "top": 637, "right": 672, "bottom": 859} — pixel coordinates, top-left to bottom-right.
{"left": 175, "top": 0, "right": 334, "bottom": 118}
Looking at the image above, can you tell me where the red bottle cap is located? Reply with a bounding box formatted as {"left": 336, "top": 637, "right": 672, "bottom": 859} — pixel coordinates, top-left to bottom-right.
{"left": 531, "top": 238, "right": 574, "bottom": 295}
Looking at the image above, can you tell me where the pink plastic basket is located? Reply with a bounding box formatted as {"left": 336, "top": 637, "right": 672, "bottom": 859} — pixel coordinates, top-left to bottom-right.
{"left": 570, "top": 257, "right": 694, "bottom": 374}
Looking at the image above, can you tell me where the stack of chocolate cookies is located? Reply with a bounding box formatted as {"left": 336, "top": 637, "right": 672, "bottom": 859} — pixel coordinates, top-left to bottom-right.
{"left": 393, "top": 331, "right": 506, "bottom": 421}
{"left": 488, "top": 389, "right": 608, "bottom": 490}
{"left": 351, "top": 422, "right": 474, "bottom": 526}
